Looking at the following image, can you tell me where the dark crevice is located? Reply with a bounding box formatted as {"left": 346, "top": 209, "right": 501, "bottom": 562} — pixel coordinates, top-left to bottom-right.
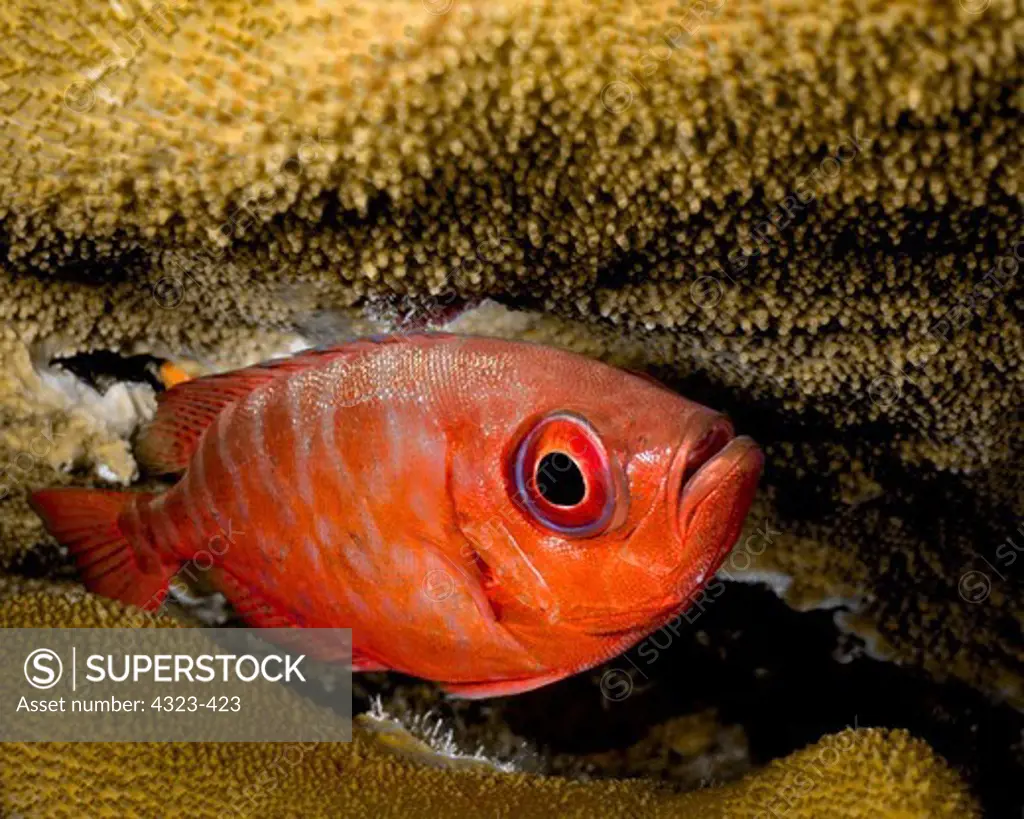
{"left": 48, "top": 350, "right": 169, "bottom": 393}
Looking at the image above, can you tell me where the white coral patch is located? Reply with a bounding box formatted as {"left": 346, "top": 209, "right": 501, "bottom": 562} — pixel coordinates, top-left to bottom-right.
{"left": 719, "top": 568, "right": 795, "bottom": 599}
{"left": 34, "top": 366, "right": 157, "bottom": 440}
{"left": 362, "top": 696, "right": 520, "bottom": 773}
{"left": 19, "top": 358, "right": 156, "bottom": 484}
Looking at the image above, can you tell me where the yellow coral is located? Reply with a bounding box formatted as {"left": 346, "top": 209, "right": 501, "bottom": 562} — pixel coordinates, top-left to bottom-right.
{"left": 0, "top": 0, "right": 1019, "bottom": 812}
{"left": 0, "top": 582, "right": 979, "bottom": 818}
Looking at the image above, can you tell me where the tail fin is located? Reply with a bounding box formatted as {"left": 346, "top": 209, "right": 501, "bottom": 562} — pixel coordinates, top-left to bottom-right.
{"left": 29, "top": 488, "right": 174, "bottom": 611}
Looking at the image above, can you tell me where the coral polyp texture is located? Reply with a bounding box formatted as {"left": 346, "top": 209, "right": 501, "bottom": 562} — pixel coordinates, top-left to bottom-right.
{"left": 0, "top": 0, "right": 1020, "bottom": 813}
{"left": 0, "top": 582, "right": 980, "bottom": 818}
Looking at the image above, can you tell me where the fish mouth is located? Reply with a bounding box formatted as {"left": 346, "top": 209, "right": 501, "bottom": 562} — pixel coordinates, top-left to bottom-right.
{"left": 671, "top": 413, "right": 737, "bottom": 489}
{"left": 666, "top": 414, "right": 735, "bottom": 523}
{"left": 673, "top": 429, "right": 764, "bottom": 571}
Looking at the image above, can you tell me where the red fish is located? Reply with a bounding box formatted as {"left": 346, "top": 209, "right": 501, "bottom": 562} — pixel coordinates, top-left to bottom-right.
{"left": 31, "top": 334, "right": 763, "bottom": 698}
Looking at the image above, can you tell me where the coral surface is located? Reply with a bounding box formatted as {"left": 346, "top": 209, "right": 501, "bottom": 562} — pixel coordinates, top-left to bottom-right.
{"left": 0, "top": 582, "right": 979, "bottom": 818}
{"left": 0, "top": 0, "right": 1020, "bottom": 813}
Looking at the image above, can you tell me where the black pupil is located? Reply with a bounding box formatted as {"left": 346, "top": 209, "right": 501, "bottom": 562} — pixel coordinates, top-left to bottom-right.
{"left": 536, "top": 452, "right": 586, "bottom": 507}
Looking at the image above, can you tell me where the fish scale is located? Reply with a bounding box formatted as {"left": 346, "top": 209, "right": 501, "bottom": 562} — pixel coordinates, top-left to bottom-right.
{"left": 30, "top": 333, "right": 763, "bottom": 698}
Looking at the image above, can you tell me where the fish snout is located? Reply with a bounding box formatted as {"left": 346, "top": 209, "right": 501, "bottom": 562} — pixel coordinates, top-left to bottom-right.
{"left": 671, "top": 417, "right": 764, "bottom": 571}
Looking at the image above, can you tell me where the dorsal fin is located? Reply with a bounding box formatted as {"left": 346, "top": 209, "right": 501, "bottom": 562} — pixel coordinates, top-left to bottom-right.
{"left": 136, "top": 333, "right": 456, "bottom": 474}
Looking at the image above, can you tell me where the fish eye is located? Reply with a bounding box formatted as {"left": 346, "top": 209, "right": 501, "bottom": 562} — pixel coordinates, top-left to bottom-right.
{"left": 535, "top": 452, "right": 586, "bottom": 506}
{"left": 512, "top": 412, "right": 616, "bottom": 537}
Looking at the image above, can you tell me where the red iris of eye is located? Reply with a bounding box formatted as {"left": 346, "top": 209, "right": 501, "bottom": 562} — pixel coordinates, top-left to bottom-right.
{"left": 513, "top": 413, "right": 615, "bottom": 537}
